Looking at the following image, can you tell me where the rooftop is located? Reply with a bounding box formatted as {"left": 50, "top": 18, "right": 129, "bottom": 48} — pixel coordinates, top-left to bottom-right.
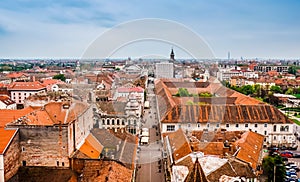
{"left": 0, "top": 128, "right": 18, "bottom": 154}
{"left": 0, "top": 95, "right": 15, "bottom": 106}
{"left": 8, "top": 81, "right": 46, "bottom": 91}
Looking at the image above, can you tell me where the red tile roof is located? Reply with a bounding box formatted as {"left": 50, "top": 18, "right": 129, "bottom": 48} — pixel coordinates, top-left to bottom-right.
{"left": 6, "top": 72, "right": 29, "bottom": 78}
{"left": 117, "top": 87, "right": 144, "bottom": 93}
{"left": 0, "top": 106, "right": 39, "bottom": 127}
{"left": 41, "top": 79, "right": 63, "bottom": 86}
{"left": 234, "top": 131, "right": 265, "bottom": 169}
{"left": 7, "top": 102, "right": 89, "bottom": 126}
{"left": 0, "top": 128, "right": 18, "bottom": 154}
{"left": 8, "top": 81, "right": 46, "bottom": 90}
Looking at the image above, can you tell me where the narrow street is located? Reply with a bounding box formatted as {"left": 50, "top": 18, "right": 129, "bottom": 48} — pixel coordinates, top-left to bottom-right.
{"left": 136, "top": 81, "right": 165, "bottom": 182}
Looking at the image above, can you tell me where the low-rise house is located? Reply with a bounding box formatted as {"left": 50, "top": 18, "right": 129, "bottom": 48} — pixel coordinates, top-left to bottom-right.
{"left": 6, "top": 72, "right": 30, "bottom": 83}
{"left": 115, "top": 87, "right": 144, "bottom": 103}
{"left": 0, "top": 95, "right": 16, "bottom": 109}
{"left": 7, "top": 81, "right": 47, "bottom": 106}
{"left": 51, "top": 83, "right": 73, "bottom": 94}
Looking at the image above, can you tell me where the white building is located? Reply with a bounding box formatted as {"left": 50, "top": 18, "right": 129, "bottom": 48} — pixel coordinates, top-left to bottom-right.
{"left": 155, "top": 62, "right": 174, "bottom": 78}
{"left": 114, "top": 87, "right": 144, "bottom": 103}
{"left": 7, "top": 82, "right": 47, "bottom": 105}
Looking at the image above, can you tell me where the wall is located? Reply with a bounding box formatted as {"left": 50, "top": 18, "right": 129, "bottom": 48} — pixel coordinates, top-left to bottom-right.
{"left": 161, "top": 122, "right": 295, "bottom": 146}
{"left": 0, "top": 155, "right": 3, "bottom": 182}
{"left": 4, "top": 131, "right": 20, "bottom": 181}
{"left": 74, "top": 104, "right": 95, "bottom": 151}
{"left": 18, "top": 126, "right": 69, "bottom": 167}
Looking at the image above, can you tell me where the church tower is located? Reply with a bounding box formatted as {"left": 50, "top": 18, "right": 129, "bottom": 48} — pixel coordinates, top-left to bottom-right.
{"left": 170, "top": 48, "right": 175, "bottom": 61}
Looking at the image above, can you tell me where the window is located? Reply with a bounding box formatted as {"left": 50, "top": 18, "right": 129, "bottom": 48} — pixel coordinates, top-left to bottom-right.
{"left": 166, "top": 125, "right": 175, "bottom": 131}
{"left": 134, "top": 120, "right": 137, "bottom": 125}
{"left": 236, "top": 124, "right": 239, "bottom": 128}
{"left": 57, "top": 161, "right": 59, "bottom": 166}
{"left": 22, "top": 146, "right": 25, "bottom": 152}
{"left": 197, "top": 124, "right": 200, "bottom": 128}
{"left": 207, "top": 123, "right": 210, "bottom": 128}
{"left": 62, "top": 162, "right": 65, "bottom": 167}
{"left": 254, "top": 124, "right": 258, "bottom": 128}
{"left": 117, "top": 119, "right": 120, "bottom": 125}
{"left": 107, "top": 119, "right": 110, "bottom": 125}
{"left": 22, "top": 161, "right": 26, "bottom": 166}
{"left": 245, "top": 123, "right": 248, "bottom": 128}
{"left": 280, "top": 125, "right": 289, "bottom": 132}
{"left": 122, "top": 120, "right": 125, "bottom": 125}
{"left": 226, "top": 123, "right": 229, "bottom": 128}
{"left": 188, "top": 123, "right": 191, "bottom": 127}
{"left": 216, "top": 123, "right": 219, "bottom": 128}
{"left": 274, "top": 136, "right": 276, "bottom": 140}
{"left": 264, "top": 123, "right": 268, "bottom": 127}
{"left": 112, "top": 119, "right": 115, "bottom": 125}
{"left": 273, "top": 125, "right": 277, "bottom": 132}
{"left": 264, "top": 131, "right": 267, "bottom": 135}
{"left": 178, "top": 125, "right": 181, "bottom": 128}
{"left": 102, "top": 119, "right": 105, "bottom": 125}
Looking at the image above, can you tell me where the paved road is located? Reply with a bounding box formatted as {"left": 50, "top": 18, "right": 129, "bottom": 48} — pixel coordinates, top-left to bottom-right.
{"left": 136, "top": 82, "right": 165, "bottom": 182}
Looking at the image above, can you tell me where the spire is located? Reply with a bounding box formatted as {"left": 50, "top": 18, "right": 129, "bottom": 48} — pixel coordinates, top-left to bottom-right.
{"left": 170, "top": 48, "right": 175, "bottom": 60}
{"left": 184, "top": 158, "right": 209, "bottom": 182}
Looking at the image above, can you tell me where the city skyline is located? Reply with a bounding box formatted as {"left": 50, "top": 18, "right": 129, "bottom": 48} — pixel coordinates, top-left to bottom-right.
{"left": 0, "top": 0, "right": 300, "bottom": 59}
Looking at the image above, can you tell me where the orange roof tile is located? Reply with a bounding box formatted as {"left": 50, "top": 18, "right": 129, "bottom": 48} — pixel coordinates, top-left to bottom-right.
{"left": 6, "top": 72, "right": 29, "bottom": 78}
{"left": 8, "top": 81, "right": 46, "bottom": 90}
{"left": 0, "top": 106, "right": 39, "bottom": 127}
{"left": 78, "top": 133, "right": 103, "bottom": 159}
{"left": 0, "top": 128, "right": 18, "bottom": 154}
{"left": 234, "top": 131, "right": 264, "bottom": 169}
{"left": 7, "top": 102, "right": 89, "bottom": 126}
{"left": 164, "top": 129, "right": 192, "bottom": 162}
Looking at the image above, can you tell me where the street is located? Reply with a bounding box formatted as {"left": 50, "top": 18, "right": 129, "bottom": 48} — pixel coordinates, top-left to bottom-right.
{"left": 135, "top": 81, "right": 165, "bottom": 182}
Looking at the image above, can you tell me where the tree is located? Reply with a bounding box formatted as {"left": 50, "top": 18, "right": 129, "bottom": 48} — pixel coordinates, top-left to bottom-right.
{"left": 253, "top": 84, "right": 261, "bottom": 97}
{"left": 176, "top": 88, "right": 190, "bottom": 97}
{"left": 285, "top": 88, "right": 294, "bottom": 95}
{"left": 240, "top": 85, "right": 254, "bottom": 95}
{"left": 270, "top": 85, "right": 282, "bottom": 94}
{"left": 53, "top": 74, "right": 66, "bottom": 82}
{"left": 262, "top": 155, "right": 286, "bottom": 182}
{"left": 288, "top": 66, "right": 297, "bottom": 75}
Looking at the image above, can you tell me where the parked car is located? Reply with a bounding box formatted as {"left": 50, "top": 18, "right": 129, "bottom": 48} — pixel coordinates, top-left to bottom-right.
{"left": 293, "top": 153, "right": 300, "bottom": 158}
{"left": 281, "top": 152, "right": 293, "bottom": 158}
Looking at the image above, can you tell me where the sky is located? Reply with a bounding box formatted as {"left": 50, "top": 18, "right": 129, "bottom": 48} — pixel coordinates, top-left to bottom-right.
{"left": 0, "top": 0, "right": 300, "bottom": 59}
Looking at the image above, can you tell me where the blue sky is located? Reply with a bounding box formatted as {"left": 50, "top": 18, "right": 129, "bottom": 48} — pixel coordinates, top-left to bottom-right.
{"left": 0, "top": 0, "right": 299, "bottom": 59}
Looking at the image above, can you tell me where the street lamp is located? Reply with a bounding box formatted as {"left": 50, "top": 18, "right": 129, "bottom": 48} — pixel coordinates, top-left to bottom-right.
{"left": 274, "top": 164, "right": 283, "bottom": 182}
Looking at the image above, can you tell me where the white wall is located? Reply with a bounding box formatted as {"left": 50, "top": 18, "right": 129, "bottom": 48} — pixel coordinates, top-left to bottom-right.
{"left": 0, "top": 155, "right": 4, "bottom": 182}
{"left": 161, "top": 122, "right": 295, "bottom": 146}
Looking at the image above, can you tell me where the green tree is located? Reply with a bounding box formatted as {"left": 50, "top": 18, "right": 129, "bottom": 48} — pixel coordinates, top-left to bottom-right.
{"left": 288, "top": 66, "right": 297, "bottom": 75}
{"left": 262, "top": 155, "right": 285, "bottom": 182}
{"left": 253, "top": 84, "right": 261, "bottom": 96}
{"left": 285, "top": 88, "right": 294, "bottom": 95}
{"left": 241, "top": 85, "right": 254, "bottom": 95}
{"left": 53, "top": 74, "right": 66, "bottom": 82}
{"left": 176, "top": 88, "right": 190, "bottom": 97}
{"left": 270, "top": 85, "right": 282, "bottom": 94}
